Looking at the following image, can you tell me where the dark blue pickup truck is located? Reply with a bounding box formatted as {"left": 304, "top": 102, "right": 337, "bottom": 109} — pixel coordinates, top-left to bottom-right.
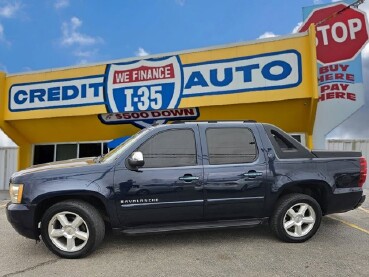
{"left": 6, "top": 121, "right": 366, "bottom": 258}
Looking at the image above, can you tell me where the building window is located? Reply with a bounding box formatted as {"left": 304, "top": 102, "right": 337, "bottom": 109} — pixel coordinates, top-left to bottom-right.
{"left": 56, "top": 144, "right": 78, "bottom": 161}
{"left": 103, "top": 143, "right": 109, "bottom": 154}
{"left": 291, "top": 135, "right": 301, "bottom": 143}
{"left": 79, "top": 143, "right": 103, "bottom": 158}
{"left": 33, "top": 145, "right": 55, "bottom": 165}
{"left": 33, "top": 142, "right": 108, "bottom": 165}
{"left": 289, "top": 133, "right": 306, "bottom": 147}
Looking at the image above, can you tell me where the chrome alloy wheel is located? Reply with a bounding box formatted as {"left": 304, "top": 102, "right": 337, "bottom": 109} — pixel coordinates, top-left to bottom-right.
{"left": 48, "top": 211, "right": 89, "bottom": 252}
{"left": 283, "top": 203, "right": 316, "bottom": 238}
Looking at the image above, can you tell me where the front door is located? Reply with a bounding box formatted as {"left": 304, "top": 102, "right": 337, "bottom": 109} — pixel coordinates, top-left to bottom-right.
{"left": 199, "top": 124, "right": 267, "bottom": 220}
{"left": 114, "top": 126, "right": 204, "bottom": 226}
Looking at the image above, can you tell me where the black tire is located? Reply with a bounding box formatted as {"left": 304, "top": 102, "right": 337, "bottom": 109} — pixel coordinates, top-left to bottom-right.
{"left": 40, "top": 200, "right": 105, "bottom": 259}
{"left": 270, "top": 193, "right": 322, "bottom": 243}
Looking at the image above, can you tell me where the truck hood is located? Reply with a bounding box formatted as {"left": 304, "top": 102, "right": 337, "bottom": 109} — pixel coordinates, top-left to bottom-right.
{"left": 11, "top": 157, "right": 96, "bottom": 178}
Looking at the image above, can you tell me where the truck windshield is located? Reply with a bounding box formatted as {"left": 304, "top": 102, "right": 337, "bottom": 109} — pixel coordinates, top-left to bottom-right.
{"left": 100, "top": 128, "right": 150, "bottom": 163}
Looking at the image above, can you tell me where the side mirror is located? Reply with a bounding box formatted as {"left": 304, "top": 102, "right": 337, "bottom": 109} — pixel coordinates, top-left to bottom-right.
{"left": 127, "top": 151, "right": 145, "bottom": 170}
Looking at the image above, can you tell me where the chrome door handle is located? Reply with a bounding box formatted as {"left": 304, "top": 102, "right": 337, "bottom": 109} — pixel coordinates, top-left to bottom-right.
{"left": 179, "top": 175, "right": 200, "bottom": 182}
{"left": 243, "top": 171, "right": 263, "bottom": 178}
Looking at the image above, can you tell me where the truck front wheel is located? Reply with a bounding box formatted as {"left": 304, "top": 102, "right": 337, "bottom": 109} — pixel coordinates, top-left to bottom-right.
{"left": 40, "top": 200, "right": 105, "bottom": 258}
{"left": 270, "top": 193, "right": 322, "bottom": 242}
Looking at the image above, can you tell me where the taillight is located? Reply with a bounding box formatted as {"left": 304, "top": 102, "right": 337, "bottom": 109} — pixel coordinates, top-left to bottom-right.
{"left": 359, "top": 157, "right": 367, "bottom": 188}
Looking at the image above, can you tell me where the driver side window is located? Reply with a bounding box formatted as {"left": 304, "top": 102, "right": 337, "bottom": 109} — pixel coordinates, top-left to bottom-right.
{"left": 137, "top": 129, "right": 197, "bottom": 168}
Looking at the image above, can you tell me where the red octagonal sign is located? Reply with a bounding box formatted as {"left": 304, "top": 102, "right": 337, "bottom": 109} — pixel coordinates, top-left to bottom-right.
{"left": 299, "top": 3, "right": 369, "bottom": 64}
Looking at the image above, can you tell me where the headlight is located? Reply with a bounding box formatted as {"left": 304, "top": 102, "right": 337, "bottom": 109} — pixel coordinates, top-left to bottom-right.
{"left": 9, "top": 184, "right": 24, "bottom": 204}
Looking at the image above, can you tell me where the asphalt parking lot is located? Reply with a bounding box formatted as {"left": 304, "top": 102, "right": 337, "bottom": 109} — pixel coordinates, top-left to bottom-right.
{"left": 1, "top": 192, "right": 369, "bottom": 277}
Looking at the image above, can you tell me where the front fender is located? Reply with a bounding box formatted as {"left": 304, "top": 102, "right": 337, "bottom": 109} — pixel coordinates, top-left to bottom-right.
{"left": 29, "top": 179, "right": 111, "bottom": 204}
{"left": 24, "top": 177, "right": 119, "bottom": 228}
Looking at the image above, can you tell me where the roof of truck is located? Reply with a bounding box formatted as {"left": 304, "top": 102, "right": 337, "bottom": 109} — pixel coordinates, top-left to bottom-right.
{"left": 170, "top": 120, "right": 257, "bottom": 125}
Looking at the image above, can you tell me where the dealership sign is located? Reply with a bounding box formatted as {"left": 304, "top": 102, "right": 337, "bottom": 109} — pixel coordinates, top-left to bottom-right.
{"left": 104, "top": 50, "right": 301, "bottom": 114}
{"left": 105, "top": 57, "right": 182, "bottom": 113}
{"left": 8, "top": 50, "right": 302, "bottom": 127}
{"left": 9, "top": 50, "right": 301, "bottom": 112}
{"left": 98, "top": 108, "right": 199, "bottom": 125}
{"left": 9, "top": 76, "right": 104, "bottom": 111}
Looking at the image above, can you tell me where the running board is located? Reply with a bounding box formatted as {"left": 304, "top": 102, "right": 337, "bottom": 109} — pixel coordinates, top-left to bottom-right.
{"left": 121, "top": 218, "right": 265, "bottom": 235}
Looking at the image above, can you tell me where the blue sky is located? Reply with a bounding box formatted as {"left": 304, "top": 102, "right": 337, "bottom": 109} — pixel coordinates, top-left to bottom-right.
{"left": 0, "top": 0, "right": 339, "bottom": 73}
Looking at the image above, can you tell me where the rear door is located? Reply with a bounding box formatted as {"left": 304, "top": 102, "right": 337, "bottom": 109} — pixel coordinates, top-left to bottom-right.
{"left": 199, "top": 124, "right": 267, "bottom": 220}
{"left": 114, "top": 125, "right": 204, "bottom": 226}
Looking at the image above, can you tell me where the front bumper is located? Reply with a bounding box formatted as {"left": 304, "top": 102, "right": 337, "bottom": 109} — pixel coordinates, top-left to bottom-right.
{"left": 6, "top": 202, "right": 39, "bottom": 240}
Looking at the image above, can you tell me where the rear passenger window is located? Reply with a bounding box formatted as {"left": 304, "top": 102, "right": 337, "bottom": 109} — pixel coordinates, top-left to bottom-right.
{"left": 206, "top": 128, "right": 257, "bottom": 165}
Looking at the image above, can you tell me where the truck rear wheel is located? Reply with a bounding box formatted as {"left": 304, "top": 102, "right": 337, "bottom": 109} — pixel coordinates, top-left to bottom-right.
{"left": 40, "top": 200, "right": 105, "bottom": 259}
{"left": 270, "top": 193, "right": 322, "bottom": 242}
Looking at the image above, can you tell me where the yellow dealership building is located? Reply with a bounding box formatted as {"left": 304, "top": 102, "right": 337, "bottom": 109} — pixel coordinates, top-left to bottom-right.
{"left": 0, "top": 27, "right": 317, "bottom": 170}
